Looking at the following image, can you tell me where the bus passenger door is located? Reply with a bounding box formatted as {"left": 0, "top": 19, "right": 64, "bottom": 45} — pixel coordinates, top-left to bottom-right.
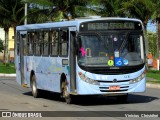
{"left": 69, "top": 27, "right": 77, "bottom": 93}
{"left": 19, "top": 31, "right": 27, "bottom": 86}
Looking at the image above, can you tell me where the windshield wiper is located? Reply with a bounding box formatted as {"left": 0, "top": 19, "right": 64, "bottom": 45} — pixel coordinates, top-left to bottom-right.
{"left": 119, "top": 32, "right": 130, "bottom": 52}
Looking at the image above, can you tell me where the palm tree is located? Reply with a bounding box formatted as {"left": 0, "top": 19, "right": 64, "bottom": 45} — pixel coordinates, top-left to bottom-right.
{"left": 0, "top": 0, "right": 24, "bottom": 63}
{"left": 97, "top": 0, "right": 125, "bottom": 17}
{"left": 26, "top": 0, "right": 100, "bottom": 23}
{"left": 25, "top": 0, "right": 54, "bottom": 23}
{"left": 120, "top": 0, "right": 153, "bottom": 30}
{"left": 151, "top": 0, "right": 160, "bottom": 57}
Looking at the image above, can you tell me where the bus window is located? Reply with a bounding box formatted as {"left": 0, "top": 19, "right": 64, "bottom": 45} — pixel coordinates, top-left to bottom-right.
{"left": 27, "top": 32, "right": 34, "bottom": 55}
{"left": 43, "top": 31, "right": 49, "bottom": 56}
{"left": 50, "top": 30, "right": 59, "bottom": 56}
{"left": 59, "top": 29, "right": 68, "bottom": 56}
{"left": 17, "top": 32, "right": 20, "bottom": 55}
{"left": 35, "top": 31, "right": 41, "bottom": 55}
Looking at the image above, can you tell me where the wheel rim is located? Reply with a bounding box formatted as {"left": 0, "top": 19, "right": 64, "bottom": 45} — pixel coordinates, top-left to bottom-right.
{"left": 32, "top": 80, "right": 37, "bottom": 94}
{"left": 31, "top": 75, "right": 37, "bottom": 97}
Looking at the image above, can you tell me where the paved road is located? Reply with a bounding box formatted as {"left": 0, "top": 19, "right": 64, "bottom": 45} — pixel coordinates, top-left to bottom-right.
{"left": 0, "top": 77, "right": 160, "bottom": 120}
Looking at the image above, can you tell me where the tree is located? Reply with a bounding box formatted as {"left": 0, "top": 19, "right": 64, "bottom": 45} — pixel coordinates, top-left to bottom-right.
{"left": 25, "top": 0, "right": 54, "bottom": 23}
{"left": 0, "top": 39, "right": 4, "bottom": 53}
{"left": 97, "top": 0, "right": 125, "bottom": 17}
{"left": 147, "top": 32, "right": 157, "bottom": 57}
{"left": 151, "top": 0, "right": 160, "bottom": 58}
{"left": 119, "top": 0, "right": 153, "bottom": 30}
{"left": 26, "top": 0, "right": 99, "bottom": 23}
{"left": 0, "top": 0, "right": 24, "bottom": 63}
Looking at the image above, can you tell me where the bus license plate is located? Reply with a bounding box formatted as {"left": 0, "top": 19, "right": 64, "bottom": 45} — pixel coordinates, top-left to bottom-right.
{"left": 109, "top": 86, "right": 120, "bottom": 90}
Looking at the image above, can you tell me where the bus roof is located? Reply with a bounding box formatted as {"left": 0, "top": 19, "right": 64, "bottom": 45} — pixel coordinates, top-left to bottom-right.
{"left": 16, "top": 17, "right": 142, "bottom": 31}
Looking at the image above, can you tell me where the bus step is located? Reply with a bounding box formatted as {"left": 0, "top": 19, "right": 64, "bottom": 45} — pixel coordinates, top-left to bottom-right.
{"left": 70, "top": 92, "right": 78, "bottom": 95}
{"left": 22, "top": 84, "right": 28, "bottom": 88}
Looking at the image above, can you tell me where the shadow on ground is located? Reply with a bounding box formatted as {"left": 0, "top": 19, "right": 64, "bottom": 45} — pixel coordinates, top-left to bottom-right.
{"left": 23, "top": 91, "right": 159, "bottom": 106}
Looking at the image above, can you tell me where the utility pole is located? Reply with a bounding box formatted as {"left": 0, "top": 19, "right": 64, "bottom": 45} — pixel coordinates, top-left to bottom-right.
{"left": 24, "top": 2, "right": 27, "bottom": 25}
{"left": 156, "top": 19, "right": 160, "bottom": 70}
{"left": 156, "top": 21, "right": 158, "bottom": 58}
{"left": 156, "top": 20, "right": 160, "bottom": 58}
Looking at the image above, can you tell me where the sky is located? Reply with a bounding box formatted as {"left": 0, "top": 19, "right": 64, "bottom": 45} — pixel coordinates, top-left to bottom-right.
{"left": 147, "top": 21, "right": 156, "bottom": 32}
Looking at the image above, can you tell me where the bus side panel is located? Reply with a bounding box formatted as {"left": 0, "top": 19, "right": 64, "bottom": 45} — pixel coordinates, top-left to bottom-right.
{"left": 29, "top": 56, "right": 64, "bottom": 93}
{"left": 16, "top": 56, "right": 21, "bottom": 85}
{"left": 23, "top": 56, "right": 29, "bottom": 86}
{"left": 25, "top": 56, "right": 34, "bottom": 88}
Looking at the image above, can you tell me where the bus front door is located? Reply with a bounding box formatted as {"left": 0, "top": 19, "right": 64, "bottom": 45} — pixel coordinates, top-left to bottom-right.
{"left": 69, "top": 28, "right": 77, "bottom": 93}
{"left": 19, "top": 31, "right": 27, "bottom": 87}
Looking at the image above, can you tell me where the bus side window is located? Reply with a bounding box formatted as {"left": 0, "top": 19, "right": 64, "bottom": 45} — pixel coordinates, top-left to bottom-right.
{"left": 35, "top": 31, "right": 41, "bottom": 55}
{"left": 27, "top": 32, "right": 34, "bottom": 55}
{"left": 17, "top": 32, "right": 20, "bottom": 55}
{"left": 50, "top": 30, "right": 59, "bottom": 56}
{"left": 43, "top": 31, "right": 49, "bottom": 56}
{"left": 59, "top": 29, "right": 68, "bottom": 56}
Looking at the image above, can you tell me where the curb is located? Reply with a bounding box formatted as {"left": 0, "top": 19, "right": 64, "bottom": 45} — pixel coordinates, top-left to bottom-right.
{"left": 146, "top": 83, "right": 160, "bottom": 89}
{"left": 0, "top": 74, "right": 16, "bottom": 77}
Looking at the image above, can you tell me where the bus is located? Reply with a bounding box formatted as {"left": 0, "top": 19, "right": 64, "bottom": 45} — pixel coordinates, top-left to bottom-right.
{"left": 15, "top": 17, "right": 147, "bottom": 104}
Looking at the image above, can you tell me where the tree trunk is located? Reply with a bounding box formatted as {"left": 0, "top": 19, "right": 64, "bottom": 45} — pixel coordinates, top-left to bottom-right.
{"left": 4, "top": 27, "right": 9, "bottom": 64}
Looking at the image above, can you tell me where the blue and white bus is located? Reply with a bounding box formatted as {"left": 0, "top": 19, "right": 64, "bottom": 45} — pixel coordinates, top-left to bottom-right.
{"left": 15, "top": 17, "right": 147, "bottom": 103}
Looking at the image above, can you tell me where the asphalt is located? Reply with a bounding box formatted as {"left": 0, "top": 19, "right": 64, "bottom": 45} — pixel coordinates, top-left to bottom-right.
{"left": 0, "top": 73, "right": 160, "bottom": 89}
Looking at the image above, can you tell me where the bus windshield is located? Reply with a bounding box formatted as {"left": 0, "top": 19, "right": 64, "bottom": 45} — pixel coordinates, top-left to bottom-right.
{"left": 78, "top": 31, "right": 144, "bottom": 67}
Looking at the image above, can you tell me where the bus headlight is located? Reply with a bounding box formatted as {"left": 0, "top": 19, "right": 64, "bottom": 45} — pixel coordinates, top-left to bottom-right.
{"left": 78, "top": 72, "right": 99, "bottom": 85}
{"left": 129, "top": 72, "right": 146, "bottom": 84}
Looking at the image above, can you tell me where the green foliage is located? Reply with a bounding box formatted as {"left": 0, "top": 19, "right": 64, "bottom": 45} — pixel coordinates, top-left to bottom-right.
{"left": 119, "top": 0, "right": 153, "bottom": 29}
{"left": 0, "top": 62, "right": 15, "bottom": 74}
{"left": 0, "top": 0, "right": 160, "bottom": 60}
{"left": 147, "top": 70, "right": 160, "bottom": 81}
{"left": 0, "top": 39, "right": 4, "bottom": 53}
{"left": 0, "top": 0, "right": 25, "bottom": 63}
{"left": 0, "top": 0, "right": 24, "bottom": 27}
{"left": 150, "top": 0, "right": 160, "bottom": 21}
{"left": 27, "top": 0, "right": 100, "bottom": 23}
{"left": 147, "top": 32, "right": 157, "bottom": 57}
{"left": 98, "top": 0, "right": 125, "bottom": 17}
{"left": 5, "top": 63, "right": 10, "bottom": 67}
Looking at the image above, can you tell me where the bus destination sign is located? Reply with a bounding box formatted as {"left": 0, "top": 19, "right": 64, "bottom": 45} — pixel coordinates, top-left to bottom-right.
{"left": 80, "top": 20, "right": 142, "bottom": 31}
{"left": 88, "top": 22, "right": 134, "bottom": 30}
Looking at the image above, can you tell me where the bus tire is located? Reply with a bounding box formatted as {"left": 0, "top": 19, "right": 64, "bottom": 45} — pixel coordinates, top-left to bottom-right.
{"left": 116, "top": 94, "right": 128, "bottom": 103}
{"left": 61, "top": 80, "right": 72, "bottom": 104}
{"left": 31, "top": 75, "right": 40, "bottom": 98}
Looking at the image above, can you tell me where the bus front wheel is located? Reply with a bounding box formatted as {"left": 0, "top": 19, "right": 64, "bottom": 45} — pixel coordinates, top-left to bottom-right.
{"left": 61, "top": 81, "right": 71, "bottom": 104}
{"left": 31, "top": 75, "right": 40, "bottom": 98}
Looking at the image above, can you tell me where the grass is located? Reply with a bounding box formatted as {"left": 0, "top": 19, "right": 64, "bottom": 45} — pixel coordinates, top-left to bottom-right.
{"left": 0, "top": 62, "right": 16, "bottom": 74}
{"left": 146, "top": 70, "right": 160, "bottom": 84}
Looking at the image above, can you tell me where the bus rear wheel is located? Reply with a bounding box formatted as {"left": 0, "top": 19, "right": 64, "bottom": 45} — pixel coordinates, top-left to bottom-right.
{"left": 31, "top": 75, "right": 40, "bottom": 98}
{"left": 61, "top": 81, "right": 71, "bottom": 104}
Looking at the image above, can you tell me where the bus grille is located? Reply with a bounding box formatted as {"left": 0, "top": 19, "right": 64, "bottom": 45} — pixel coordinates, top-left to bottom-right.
{"left": 97, "top": 80, "right": 130, "bottom": 83}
